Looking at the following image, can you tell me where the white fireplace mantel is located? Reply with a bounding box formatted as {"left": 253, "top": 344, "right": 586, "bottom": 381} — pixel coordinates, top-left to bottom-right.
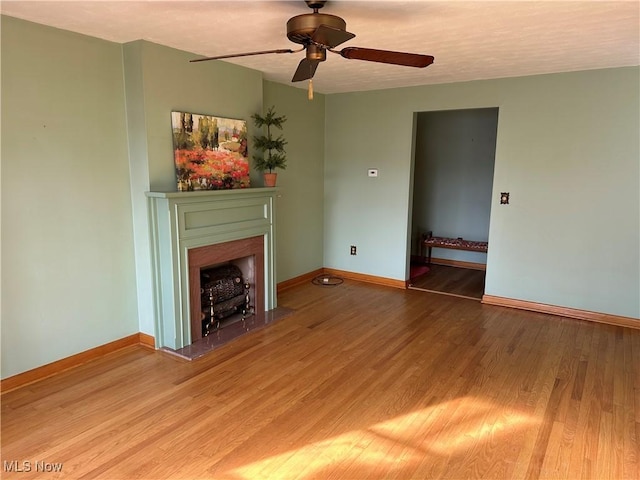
{"left": 146, "top": 188, "right": 277, "bottom": 349}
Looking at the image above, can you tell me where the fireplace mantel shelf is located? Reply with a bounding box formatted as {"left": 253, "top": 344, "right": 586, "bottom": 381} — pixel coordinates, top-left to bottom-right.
{"left": 146, "top": 188, "right": 277, "bottom": 350}
{"left": 146, "top": 187, "right": 277, "bottom": 199}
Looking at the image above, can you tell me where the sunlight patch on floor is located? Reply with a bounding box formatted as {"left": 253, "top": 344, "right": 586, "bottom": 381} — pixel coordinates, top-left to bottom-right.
{"left": 227, "top": 397, "right": 539, "bottom": 479}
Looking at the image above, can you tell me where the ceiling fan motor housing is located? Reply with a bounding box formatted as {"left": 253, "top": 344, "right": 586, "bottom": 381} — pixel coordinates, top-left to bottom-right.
{"left": 305, "top": 44, "right": 326, "bottom": 62}
{"left": 286, "top": 13, "right": 347, "bottom": 45}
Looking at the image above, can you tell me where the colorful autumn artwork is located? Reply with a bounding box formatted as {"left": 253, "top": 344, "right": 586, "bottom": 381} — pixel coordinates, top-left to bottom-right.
{"left": 171, "top": 111, "right": 250, "bottom": 191}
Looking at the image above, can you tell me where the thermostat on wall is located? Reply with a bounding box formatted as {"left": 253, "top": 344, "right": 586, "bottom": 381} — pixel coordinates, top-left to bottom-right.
{"left": 368, "top": 169, "right": 378, "bottom": 177}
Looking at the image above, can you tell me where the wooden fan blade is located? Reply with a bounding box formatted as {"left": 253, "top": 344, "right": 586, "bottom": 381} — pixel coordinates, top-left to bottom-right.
{"left": 312, "top": 24, "right": 355, "bottom": 49}
{"left": 190, "top": 48, "right": 296, "bottom": 63}
{"left": 292, "top": 58, "right": 320, "bottom": 82}
{"left": 339, "top": 47, "right": 434, "bottom": 68}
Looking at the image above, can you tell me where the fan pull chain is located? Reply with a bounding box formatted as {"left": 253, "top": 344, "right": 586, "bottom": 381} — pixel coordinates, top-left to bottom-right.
{"left": 307, "top": 59, "right": 314, "bottom": 101}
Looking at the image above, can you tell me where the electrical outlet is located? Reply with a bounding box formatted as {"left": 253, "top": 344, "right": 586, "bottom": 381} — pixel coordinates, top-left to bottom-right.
{"left": 350, "top": 245, "right": 357, "bottom": 255}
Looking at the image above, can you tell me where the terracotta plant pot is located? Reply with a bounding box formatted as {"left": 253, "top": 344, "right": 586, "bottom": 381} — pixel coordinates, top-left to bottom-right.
{"left": 263, "top": 172, "right": 278, "bottom": 187}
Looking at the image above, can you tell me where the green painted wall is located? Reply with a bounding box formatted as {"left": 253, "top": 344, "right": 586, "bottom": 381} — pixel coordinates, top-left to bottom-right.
{"left": 1, "top": 17, "right": 139, "bottom": 378}
{"left": 126, "top": 41, "right": 265, "bottom": 192}
{"left": 325, "top": 68, "right": 639, "bottom": 319}
{"left": 122, "top": 40, "right": 264, "bottom": 336}
{"left": 263, "top": 81, "right": 325, "bottom": 282}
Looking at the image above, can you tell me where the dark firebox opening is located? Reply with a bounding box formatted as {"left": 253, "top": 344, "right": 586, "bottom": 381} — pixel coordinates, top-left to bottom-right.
{"left": 199, "top": 258, "right": 255, "bottom": 337}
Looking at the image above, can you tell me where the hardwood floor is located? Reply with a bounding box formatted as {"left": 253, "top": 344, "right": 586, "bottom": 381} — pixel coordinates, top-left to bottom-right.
{"left": 2, "top": 280, "right": 639, "bottom": 479}
{"left": 409, "top": 263, "right": 485, "bottom": 299}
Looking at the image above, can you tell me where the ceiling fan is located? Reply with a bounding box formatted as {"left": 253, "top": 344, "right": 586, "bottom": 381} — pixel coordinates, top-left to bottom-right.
{"left": 190, "top": 0, "right": 434, "bottom": 97}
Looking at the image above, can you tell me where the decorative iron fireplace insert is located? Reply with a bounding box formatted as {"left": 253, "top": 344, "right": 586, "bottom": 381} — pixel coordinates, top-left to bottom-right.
{"left": 187, "top": 235, "right": 264, "bottom": 342}
{"left": 200, "top": 264, "right": 251, "bottom": 336}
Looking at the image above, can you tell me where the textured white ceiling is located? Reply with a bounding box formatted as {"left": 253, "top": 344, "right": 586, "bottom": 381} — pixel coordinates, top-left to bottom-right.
{"left": 1, "top": 0, "right": 638, "bottom": 94}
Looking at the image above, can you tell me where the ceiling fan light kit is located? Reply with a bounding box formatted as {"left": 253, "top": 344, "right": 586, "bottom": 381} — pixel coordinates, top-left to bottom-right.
{"left": 191, "top": 0, "right": 434, "bottom": 99}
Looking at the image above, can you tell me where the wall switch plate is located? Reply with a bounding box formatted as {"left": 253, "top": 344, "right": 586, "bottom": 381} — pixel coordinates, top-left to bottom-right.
{"left": 368, "top": 169, "right": 378, "bottom": 177}
{"left": 500, "top": 192, "right": 510, "bottom": 204}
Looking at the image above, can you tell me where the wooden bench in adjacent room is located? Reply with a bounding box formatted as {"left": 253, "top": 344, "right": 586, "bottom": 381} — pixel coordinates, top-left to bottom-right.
{"left": 422, "top": 231, "right": 488, "bottom": 265}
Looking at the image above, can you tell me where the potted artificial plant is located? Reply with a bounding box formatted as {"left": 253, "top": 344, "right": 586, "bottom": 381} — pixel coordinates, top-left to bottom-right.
{"left": 251, "top": 106, "right": 287, "bottom": 187}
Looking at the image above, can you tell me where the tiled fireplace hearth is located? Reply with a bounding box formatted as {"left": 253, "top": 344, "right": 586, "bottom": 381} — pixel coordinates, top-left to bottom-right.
{"left": 146, "top": 189, "right": 277, "bottom": 350}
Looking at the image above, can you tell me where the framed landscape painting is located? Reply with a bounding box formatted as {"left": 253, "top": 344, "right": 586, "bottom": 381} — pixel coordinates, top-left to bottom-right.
{"left": 171, "top": 111, "right": 250, "bottom": 191}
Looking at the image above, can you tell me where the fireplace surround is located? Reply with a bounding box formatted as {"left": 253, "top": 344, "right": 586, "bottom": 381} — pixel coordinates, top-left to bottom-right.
{"left": 146, "top": 188, "right": 277, "bottom": 350}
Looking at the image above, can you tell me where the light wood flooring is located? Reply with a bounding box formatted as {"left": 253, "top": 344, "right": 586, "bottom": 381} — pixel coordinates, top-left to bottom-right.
{"left": 2, "top": 280, "right": 639, "bottom": 479}
{"left": 409, "top": 263, "right": 486, "bottom": 300}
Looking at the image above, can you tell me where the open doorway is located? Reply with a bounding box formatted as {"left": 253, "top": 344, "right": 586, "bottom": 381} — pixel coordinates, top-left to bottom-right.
{"left": 409, "top": 108, "right": 498, "bottom": 300}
